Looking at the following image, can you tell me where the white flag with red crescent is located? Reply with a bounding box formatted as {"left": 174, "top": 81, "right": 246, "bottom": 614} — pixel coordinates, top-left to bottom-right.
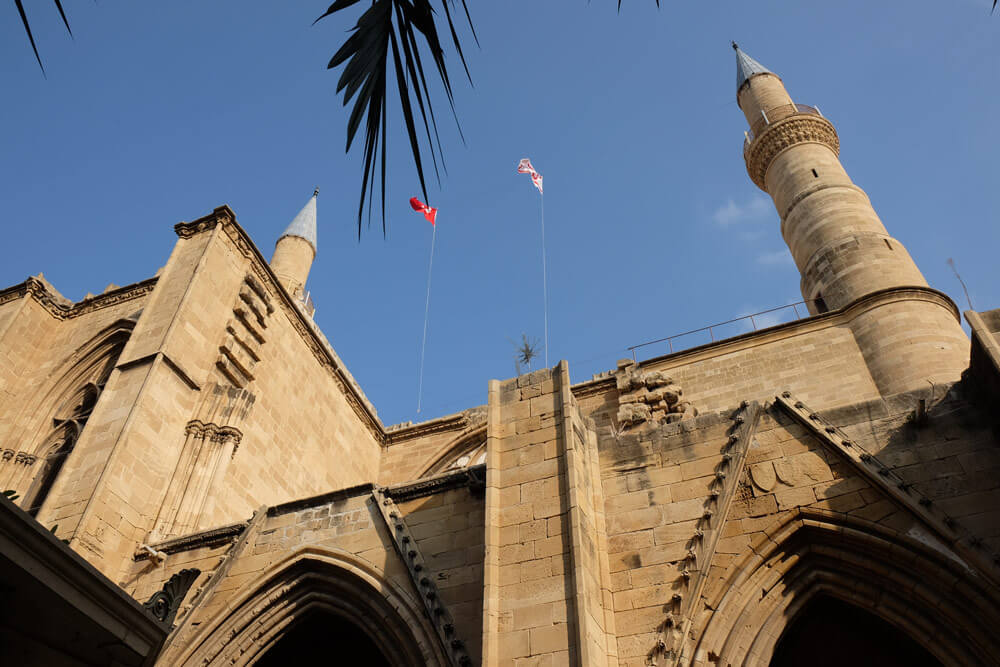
{"left": 517, "top": 158, "right": 543, "bottom": 195}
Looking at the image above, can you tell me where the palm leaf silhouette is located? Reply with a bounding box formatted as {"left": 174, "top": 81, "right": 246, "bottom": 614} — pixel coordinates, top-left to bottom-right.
{"left": 15, "top": 0, "right": 72, "bottom": 76}
{"left": 315, "top": 0, "right": 474, "bottom": 239}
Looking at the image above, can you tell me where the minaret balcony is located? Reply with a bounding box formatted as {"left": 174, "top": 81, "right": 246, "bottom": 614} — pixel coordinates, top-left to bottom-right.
{"left": 743, "top": 104, "right": 823, "bottom": 147}
{"left": 742, "top": 105, "right": 839, "bottom": 190}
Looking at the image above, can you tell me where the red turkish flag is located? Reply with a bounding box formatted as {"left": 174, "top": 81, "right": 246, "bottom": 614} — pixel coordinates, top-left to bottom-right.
{"left": 409, "top": 197, "right": 437, "bottom": 226}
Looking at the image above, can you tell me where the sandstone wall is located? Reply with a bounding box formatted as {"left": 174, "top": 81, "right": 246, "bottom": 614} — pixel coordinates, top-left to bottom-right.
{"left": 0, "top": 280, "right": 154, "bottom": 526}
{"left": 380, "top": 408, "right": 487, "bottom": 485}
{"left": 155, "top": 483, "right": 482, "bottom": 666}
{"left": 577, "top": 316, "right": 881, "bottom": 429}
{"left": 596, "top": 394, "right": 1000, "bottom": 666}
{"left": 398, "top": 487, "right": 486, "bottom": 663}
{"left": 28, "top": 210, "right": 385, "bottom": 581}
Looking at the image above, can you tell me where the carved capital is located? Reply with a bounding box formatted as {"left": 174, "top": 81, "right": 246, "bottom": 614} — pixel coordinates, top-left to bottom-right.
{"left": 744, "top": 114, "right": 839, "bottom": 190}
{"left": 211, "top": 426, "right": 243, "bottom": 447}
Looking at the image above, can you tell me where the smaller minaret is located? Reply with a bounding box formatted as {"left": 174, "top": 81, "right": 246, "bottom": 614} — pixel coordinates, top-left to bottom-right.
{"left": 270, "top": 189, "right": 318, "bottom": 299}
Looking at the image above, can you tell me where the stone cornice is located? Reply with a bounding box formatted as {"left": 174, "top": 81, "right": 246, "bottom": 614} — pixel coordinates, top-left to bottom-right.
{"left": 267, "top": 483, "right": 375, "bottom": 517}
{"left": 571, "top": 376, "right": 616, "bottom": 399}
{"left": 744, "top": 114, "right": 839, "bottom": 190}
{"left": 136, "top": 522, "right": 248, "bottom": 560}
{"left": 0, "top": 277, "right": 157, "bottom": 321}
{"left": 385, "top": 464, "right": 487, "bottom": 502}
{"left": 385, "top": 406, "right": 486, "bottom": 445}
{"left": 174, "top": 206, "right": 384, "bottom": 442}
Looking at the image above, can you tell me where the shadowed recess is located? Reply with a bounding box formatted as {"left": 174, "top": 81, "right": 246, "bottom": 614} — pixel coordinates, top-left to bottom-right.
{"left": 254, "top": 611, "right": 392, "bottom": 667}
{"left": 770, "top": 595, "right": 942, "bottom": 667}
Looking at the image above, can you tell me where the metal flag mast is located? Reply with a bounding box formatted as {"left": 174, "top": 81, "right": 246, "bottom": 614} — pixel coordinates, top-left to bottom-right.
{"left": 540, "top": 190, "right": 548, "bottom": 367}
{"left": 517, "top": 158, "right": 548, "bottom": 367}
{"left": 417, "top": 221, "right": 436, "bottom": 414}
{"left": 410, "top": 197, "right": 438, "bottom": 414}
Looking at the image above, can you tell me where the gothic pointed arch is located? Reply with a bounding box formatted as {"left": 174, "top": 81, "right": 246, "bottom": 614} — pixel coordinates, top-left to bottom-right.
{"left": 1, "top": 320, "right": 133, "bottom": 514}
{"left": 687, "top": 508, "right": 1000, "bottom": 666}
{"left": 171, "top": 547, "right": 448, "bottom": 667}
{"left": 22, "top": 319, "right": 135, "bottom": 450}
{"left": 417, "top": 423, "right": 487, "bottom": 478}
{"left": 21, "top": 420, "right": 80, "bottom": 516}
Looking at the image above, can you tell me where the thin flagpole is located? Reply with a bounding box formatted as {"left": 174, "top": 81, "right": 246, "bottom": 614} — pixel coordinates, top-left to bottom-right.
{"left": 417, "top": 222, "right": 437, "bottom": 413}
{"left": 540, "top": 193, "right": 549, "bottom": 367}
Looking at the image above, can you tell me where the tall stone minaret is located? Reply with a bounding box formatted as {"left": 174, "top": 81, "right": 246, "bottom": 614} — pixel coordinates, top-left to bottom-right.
{"left": 270, "top": 188, "right": 318, "bottom": 299}
{"left": 735, "top": 44, "right": 968, "bottom": 395}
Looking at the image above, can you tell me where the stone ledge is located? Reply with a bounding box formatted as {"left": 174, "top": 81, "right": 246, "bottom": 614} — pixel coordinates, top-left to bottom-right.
{"left": 137, "top": 522, "right": 248, "bottom": 560}
{"left": 385, "top": 464, "right": 487, "bottom": 502}
{"left": 267, "top": 482, "right": 375, "bottom": 517}
{"left": 0, "top": 275, "right": 157, "bottom": 321}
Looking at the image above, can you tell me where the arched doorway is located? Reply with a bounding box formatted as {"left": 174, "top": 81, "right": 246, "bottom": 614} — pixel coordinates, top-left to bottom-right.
{"left": 254, "top": 611, "right": 392, "bottom": 666}
{"left": 688, "top": 509, "right": 1000, "bottom": 666}
{"left": 770, "top": 595, "right": 941, "bottom": 667}
{"left": 169, "top": 549, "right": 449, "bottom": 667}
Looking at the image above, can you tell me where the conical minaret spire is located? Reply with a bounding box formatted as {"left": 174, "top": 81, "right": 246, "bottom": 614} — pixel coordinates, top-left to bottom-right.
{"left": 270, "top": 189, "right": 319, "bottom": 299}
{"left": 733, "top": 42, "right": 773, "bottom": 94}
{"left": 278, "top": 188, "right": 319, "bottom": 252}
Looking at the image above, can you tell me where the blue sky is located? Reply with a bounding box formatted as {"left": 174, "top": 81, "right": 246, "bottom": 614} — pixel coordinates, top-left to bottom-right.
{"left": 2, "top": 2, "right": 997, "bottom": 426}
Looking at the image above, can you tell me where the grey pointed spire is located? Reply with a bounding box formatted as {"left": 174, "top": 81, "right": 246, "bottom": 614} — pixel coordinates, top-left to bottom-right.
{"left": 278, "top": 188, "right": 318, "bottom": 253}
{"left": 733, "top": 42, "right": 773, "bottom": 92}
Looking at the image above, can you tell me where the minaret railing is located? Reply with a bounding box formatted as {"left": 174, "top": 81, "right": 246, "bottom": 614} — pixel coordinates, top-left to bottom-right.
{"left": 743, "top": 103, "right": 824, "bottom": 154}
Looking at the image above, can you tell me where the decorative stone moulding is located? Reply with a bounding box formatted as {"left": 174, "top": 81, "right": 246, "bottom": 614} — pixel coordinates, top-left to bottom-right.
{"left": 614, "top": 360, "right": 697, "bottom": 429}
{"left": 0, "top": 276, "right": 157, "bottom": 321}
{"left": 143, "top": 568, "right": 201, "bottom": 626}
{"left": 744, "top": 114, "right": 839, "bottom": 189}
{"left": 13, "top": 451, "right": 37, "bottom": 466}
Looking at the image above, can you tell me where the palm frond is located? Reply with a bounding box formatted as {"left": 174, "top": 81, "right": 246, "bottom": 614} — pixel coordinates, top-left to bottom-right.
{"left": 14, "top": 0, "right": 74, "bottom": 75}
{"left": 316, "top": 0, "right": 474, "bottom": 239}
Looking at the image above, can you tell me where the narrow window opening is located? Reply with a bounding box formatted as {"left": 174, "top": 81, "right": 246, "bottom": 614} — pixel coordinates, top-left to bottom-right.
{"left": 811, "top": 168, "right": 819, "bottom": 178}
{"left": 884, "top": 238, "right": 893, "bottom": 250}
{"left": 814, "top": 294, "right": 828, "bottom": 314}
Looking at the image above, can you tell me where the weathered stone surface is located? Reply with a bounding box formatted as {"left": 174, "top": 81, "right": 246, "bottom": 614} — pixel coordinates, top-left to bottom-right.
{"left": 749, "top": 462, "right": 776, "bottom": 492}
{"left": 617, "top": 402, "right": 651, "bottom": 425}
{"left": 773, "top": 451, "right": 833, "bottom": 487}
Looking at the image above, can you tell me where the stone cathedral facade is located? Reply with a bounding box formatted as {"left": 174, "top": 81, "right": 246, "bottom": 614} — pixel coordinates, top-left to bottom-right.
{"left": 2, "top": 47, "right": 999, "bottom": 667}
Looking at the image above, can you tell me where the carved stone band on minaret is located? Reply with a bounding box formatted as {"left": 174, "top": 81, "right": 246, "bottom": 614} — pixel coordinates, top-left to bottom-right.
{"left": 744, "top": 114, "right": 840, "bottom": 190}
